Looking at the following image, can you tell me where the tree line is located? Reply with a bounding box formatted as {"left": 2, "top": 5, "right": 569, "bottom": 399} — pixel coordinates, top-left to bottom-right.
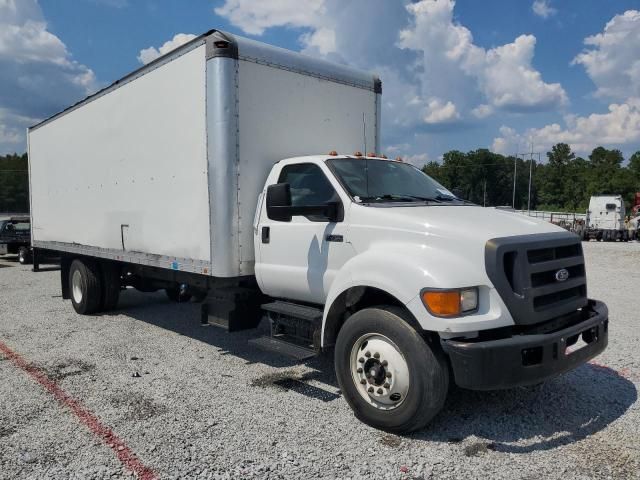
{"left": 0, "top": 153, "right": 29, "bottom": 214}
{"left": 422, "top": 144, "right": 640, "bottom": 212}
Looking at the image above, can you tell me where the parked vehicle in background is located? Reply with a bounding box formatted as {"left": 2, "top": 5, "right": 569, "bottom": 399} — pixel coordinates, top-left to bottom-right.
{"left": 0, "top": 216, "right": 32, "bottom": 264}
{"left": 27, "top": 30, "right": 609, "bottom": 433}
{"left": 584, "top": 195, "right": 629, "bottom": 241}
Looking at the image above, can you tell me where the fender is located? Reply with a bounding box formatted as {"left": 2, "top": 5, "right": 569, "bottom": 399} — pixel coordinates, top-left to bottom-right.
{"left": 321, "top": 242, "right": 514, "bottom": 346}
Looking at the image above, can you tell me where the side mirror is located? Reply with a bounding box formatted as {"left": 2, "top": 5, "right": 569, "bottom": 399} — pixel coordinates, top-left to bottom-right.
{"left": 266, "top": 183, "right": 293, "bottom": 222}
{"left": 266, "top": 183, "right": 342, "bottom": 222}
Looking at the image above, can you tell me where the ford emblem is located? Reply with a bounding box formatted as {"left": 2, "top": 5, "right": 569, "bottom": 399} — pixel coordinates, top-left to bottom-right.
{"left": 555, "top": 268, "right": 570, "bottom": 282}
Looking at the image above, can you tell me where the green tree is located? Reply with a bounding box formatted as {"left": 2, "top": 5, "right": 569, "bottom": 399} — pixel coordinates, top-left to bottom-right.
{"left": 0, "top": 153, "right": 29, "bottom": 213}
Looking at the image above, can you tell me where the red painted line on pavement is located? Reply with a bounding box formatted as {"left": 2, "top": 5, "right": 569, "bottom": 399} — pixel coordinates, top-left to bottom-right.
{"left": 0, "top": 341, "right": 157, "bottom": 480}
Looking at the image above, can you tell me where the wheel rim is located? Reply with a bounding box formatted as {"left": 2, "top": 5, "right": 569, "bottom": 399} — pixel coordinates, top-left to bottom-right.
{"left": 350, "top": 333, "right": 410, "bottom": 410}
{"left": 71, "top": 270, "right": 83, "bottom": 304}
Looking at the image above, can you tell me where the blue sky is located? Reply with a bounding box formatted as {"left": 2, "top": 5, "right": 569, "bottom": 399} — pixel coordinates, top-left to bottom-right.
{"left": 2, "top": 0, "right": 640, "bottom": 164}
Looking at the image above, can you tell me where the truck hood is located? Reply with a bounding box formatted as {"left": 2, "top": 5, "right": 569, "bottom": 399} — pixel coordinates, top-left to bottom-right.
{"left": 350, "top": 204, "right": 566, "bottom": 246}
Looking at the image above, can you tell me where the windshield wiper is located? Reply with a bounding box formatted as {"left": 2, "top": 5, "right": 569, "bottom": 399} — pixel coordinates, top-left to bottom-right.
{"left": 359, "top": 194, "right": 444, "bottom": 203}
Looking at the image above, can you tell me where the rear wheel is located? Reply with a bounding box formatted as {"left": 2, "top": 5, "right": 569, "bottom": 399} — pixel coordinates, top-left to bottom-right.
{"left": 18, "top": 247, "right": 32, "bottom": 265}
{"left": 69, "top": 259, "right": 102, "bottom": 314}
{"left": 100, "top": 262, "right": 121, "bottom": 311}
{"left": 335, "top": 306, "right": 448, "bottom": 433}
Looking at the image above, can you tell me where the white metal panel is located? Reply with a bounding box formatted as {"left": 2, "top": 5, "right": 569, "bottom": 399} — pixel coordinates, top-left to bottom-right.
{"left": 236, "top": 59, "right": 377, "bottom": 274}
{"left": 29, "top": 46, "right": 211, "bottom": 262}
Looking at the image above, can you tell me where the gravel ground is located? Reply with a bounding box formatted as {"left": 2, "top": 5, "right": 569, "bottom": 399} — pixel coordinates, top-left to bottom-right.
{"left": 0, "top": 241, "right": 638, "bottom": 479}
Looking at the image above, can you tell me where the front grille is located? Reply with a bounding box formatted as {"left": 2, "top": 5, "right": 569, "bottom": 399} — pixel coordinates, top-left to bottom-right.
{"left": 486, "top": 233, "right": 588, "bottom": 325}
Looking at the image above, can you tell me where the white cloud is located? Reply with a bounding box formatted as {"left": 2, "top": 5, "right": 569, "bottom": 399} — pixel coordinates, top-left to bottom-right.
{"left": 423, "top": 98, "right": 460, "bottom": 124}
{"left": 0, "top": 0, "right": 98, "bottom": 154}
{"left": 300, "top": 27, "right": 335, "bottom": 56}
{"left": 214, "top": 0, "right": 326, "bottom": 36}
{"left": 572, "top": 10, "right": 640, "bottom": 100}
{"left": 492, "top": 98, "right": 640, "bottom": 155}
{"left": 137, "top": 33, "right": 197, "bottom": 65}
{"left": 472, "top": 104, "right": 493, "bottom": 118}
{"left": 399, "top": 1, "right": 567, "bottom": 113}
{"left": 532, "top": 0, "right": 557, "bottom": 19}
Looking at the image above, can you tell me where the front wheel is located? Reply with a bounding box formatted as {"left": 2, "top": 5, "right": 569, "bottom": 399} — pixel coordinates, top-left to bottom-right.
{"left": 18, "top": 247, "right": 32, "bottom": 265}
{"left": 334, "top": 306, "right": 449, "bottom": 433}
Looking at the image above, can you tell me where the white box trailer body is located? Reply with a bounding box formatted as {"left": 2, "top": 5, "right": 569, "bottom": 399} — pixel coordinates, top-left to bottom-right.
{"left": 28, "top": 30, "right": 380, "bottom": 278}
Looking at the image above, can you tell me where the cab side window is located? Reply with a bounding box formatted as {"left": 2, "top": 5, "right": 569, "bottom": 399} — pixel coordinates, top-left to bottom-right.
{"left": 278, "top": 163, "right": 341, "bottom": 221}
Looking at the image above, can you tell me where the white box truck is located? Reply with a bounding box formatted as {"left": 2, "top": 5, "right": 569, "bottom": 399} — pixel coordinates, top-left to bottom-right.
{"left": 28, "top": 30, "right": 608, "bottom": 433}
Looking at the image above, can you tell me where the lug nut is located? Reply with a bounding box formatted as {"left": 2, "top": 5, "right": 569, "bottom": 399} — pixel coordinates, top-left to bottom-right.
{"left": 360, "top": 379, "right": 367, "bottom": 385}
{"left": 357, "top": 367, "right": 363, "bottom": 373}
{"left": 365, "top": 351, "right": 371, "bottom": 358}
{"left": 377, "top": 388, "right": 383, "bottom": 394}
{"left": 386, "top": 372, "right": 392, "bottom": 378}
{"left": 373, "top": 352, "right": 380, "bottom": 359}
{"left": 384, "top": 383, "right": 390, "bottom": 389}
{"left": 368, "top": 387, "right": 374, "bottom": 393}
{"left": 358, "top": 357, "right": 365, "bottom": 363}
{"left": 381, "top": 360, "right": 388, "bottom": 366}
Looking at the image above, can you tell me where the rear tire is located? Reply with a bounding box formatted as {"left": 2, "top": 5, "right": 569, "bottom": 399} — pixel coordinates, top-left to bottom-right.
{"left": 100, "top": 262, "right": 121, "bottom": 311}
{"left": 334, "top": 306, "right": 448, "bottom": 433}
{"left": 18, "top": 247, "right": 32, "bottom": 265}
{"left": 69, "top": 259, "right": 102, "bottom": 315}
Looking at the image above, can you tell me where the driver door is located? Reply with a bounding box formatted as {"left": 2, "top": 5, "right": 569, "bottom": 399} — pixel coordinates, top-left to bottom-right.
{"left": 256, "top": 162, "right": 354, "bottom": 304}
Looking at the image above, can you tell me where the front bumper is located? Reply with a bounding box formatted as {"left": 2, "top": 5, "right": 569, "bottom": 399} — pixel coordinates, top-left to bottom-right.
{"left": 441, "top": 300, "right": 608, "bottom": 390}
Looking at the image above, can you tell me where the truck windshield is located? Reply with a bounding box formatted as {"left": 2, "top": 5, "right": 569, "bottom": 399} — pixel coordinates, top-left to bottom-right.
{"left": 327, "top": 158, "right": 463, "bottom": 204}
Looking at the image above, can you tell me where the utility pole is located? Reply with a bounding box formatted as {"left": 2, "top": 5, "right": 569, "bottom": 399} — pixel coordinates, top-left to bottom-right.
{"left": 483, "top": 178, "right": 487, "bottom": 207}
{"left": 512, "top": 156, "right": 517, "bottom": 208}
{"left": 516, "top": 142, "right": 541, "bottom": 214}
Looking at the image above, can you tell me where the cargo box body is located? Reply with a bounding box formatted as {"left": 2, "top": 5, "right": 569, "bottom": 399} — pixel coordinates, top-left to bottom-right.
{"left": 28, "top": 31, "right": 380, "bottom": 278}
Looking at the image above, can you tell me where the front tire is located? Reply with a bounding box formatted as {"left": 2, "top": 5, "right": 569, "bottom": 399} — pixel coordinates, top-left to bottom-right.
{"left": 69, "top": 259, "right": 103, "bottom": 315}
{"left": 335, "top": 306, "right": 448, "bottom": 433}
{"left": 18, "top": 247, "right": 32, "bottom": 265}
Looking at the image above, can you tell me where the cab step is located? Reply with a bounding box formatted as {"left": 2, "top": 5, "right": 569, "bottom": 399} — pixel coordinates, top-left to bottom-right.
{"left": 248, "top": 301, "right": 323, "bottom": 360}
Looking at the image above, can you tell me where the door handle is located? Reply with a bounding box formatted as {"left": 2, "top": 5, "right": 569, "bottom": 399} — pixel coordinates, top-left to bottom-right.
{"left": 325, "top": 234, "right": 343, "bottom": 242}
{"left": 262, "top": 226, "right": 270, "bottom": 244}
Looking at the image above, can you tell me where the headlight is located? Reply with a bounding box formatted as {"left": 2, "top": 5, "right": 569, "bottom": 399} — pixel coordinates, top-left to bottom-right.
{"left": 421, "top": 287, "right": 479, "bottom": 317}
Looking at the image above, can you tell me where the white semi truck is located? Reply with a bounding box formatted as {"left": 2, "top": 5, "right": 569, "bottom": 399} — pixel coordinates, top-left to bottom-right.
{"left": 584, "top": 194, "right": 629, "bottom": 241}
{"left": 28, "top": 30, "right": 608, "bottom": 433}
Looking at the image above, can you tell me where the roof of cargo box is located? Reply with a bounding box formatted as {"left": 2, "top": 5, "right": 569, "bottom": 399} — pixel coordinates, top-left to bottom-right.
{"left": 29, "top": 30, "right": 381, "bottom": 132}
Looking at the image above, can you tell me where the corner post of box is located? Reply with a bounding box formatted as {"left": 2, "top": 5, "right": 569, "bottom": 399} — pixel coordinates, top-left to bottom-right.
{"left": 206, "top": 31, "right": 241, "bottom": 277}
{"left": 374, "top": 76, "right": 382, "bottom": 153}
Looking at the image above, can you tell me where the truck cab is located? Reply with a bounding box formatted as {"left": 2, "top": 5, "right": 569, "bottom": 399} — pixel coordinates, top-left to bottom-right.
{"left": 0, "top": 216, "right": 31, "bottom": 263}
{"left": 254, "top": 154, "right": 608, "bottom": 432}
{"left": 585, "top": 194, "right": 627, "bottom": 241}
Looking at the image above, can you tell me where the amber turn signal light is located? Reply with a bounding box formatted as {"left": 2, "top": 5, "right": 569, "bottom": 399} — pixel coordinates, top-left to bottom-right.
{"left": 421, "top": 291, "right": 461, "bottom": 317}
{"left": 421, "top": 288, "right": 478, "bottom": 317}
